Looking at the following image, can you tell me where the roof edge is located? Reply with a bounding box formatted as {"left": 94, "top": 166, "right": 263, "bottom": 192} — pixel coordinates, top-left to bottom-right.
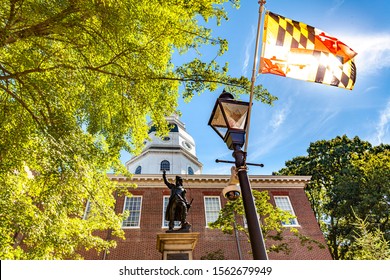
{"left": 108, "top": 174, "right": 311, "bottom": 188}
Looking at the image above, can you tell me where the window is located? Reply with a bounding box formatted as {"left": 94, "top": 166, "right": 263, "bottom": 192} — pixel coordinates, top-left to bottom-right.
{"left": 204, "top": 196, "right": 221, "bottom": 226}
{"left": 83, "top": 200, "right": 92, "bottom": 220}
{"left": 160, "top": 160, "right": 170, "bottom": 172}
{"left": 188, "top": 166, "right": 194, "bottom": 175}
{"left": 135, "top": 166, "right": 142, "bottom": 174}
{"left": 183, "top": 141, "right": 192, "bottom": 150}
{"left": 162, "top": 196, "right": 181, "bottom": 228}
{"left": 122, "top": 196, "right": 142, "bottom": 228}
{"left": 274, "top": 196, "right": 298, "bottom": 226}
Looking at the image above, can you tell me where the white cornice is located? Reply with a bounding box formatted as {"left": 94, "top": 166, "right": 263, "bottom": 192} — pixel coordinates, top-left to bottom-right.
{"left": 108, "top": 174, "right": 311, "bottom": 189}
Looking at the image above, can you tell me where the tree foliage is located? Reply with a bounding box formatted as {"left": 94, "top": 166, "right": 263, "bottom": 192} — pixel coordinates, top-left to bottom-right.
{"left": 350, "top": 215, "right": 390, "bottom": 260}
{"left": 278, "top": 135, "right": 390, "bottom": 259}
{"left": 0, "top": 0, "right": 275, "bottom": 259}
{"left": 209, "top": 190, "right": 324, "bottom": 255}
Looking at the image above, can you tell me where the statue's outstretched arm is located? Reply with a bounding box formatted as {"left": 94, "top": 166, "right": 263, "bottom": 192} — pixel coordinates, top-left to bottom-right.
{"left": 162, "top": 170, "right": 172, "bottom": 188}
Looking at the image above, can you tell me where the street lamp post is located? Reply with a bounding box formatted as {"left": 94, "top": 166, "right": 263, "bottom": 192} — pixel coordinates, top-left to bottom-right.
{"left": 208, "top": 90, "right": 268, "bottom": 260}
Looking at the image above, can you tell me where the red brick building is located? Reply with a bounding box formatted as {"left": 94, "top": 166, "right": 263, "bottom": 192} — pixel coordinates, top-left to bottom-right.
{"left": 82, "top": 115, "right": 332, "bottom": 260}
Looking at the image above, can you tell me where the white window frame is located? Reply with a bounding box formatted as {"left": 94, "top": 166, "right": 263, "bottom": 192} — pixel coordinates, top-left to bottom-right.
{"left": 122, "top": 195, "right": 142, "bottom": 228}
{"left": 162, "top": 196, "right": 181, "bottom": 229}
{"left": 274, "top": 196, "right": 299, "bottom": 227}
{"left": 83, "top": 200, "right": 92, "bottom": 220}
{"left": 204, "top": 196, "right": 221, "bottom": 227}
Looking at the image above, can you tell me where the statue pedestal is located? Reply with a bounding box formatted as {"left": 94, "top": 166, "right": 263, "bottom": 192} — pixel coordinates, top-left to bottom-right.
{"left": 156, "top": 232, "right": 200, "bottom": 260}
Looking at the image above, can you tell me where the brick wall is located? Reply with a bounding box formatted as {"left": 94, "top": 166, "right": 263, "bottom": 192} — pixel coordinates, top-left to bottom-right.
{"left": 81, "top": 178, "right": 332, "bottom": 260}
{"left": 267, "top": 187, "right": 332, "bottom": 260}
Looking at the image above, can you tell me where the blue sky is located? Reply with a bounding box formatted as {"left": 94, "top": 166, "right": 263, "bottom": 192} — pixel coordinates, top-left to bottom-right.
{"left": 125, "top": 0, "right": 390, "bottom": 175}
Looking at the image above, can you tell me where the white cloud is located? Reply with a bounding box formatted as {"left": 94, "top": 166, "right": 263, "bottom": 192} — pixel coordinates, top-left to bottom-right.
{"left": 242, "top": 42, "right": 250, "bottom": 76}
{"left": 345, "top": 33, "right": 390, "bottom": 75}
{"left": 375, "top": 100, "right": 390, "bottom": 144}
{"left": 363, "top": 86, "right": 379, "bottom": 94}
{"left": 248, "top": 130, "right": 287, "bottom": 160}
{"left": 241, "top": 25, "right": 256, "bottom": 76}
{"left": 247, "top": 101, "right": 292, "bottom": 160}
{"left": 327, "top": 0, "right": 345, "bottom": 15}
{"left": 322, "top": 3, "right": 390, "bottom": 76}
{"left": 270, "top": 103, "right": 290, "bottom": 130}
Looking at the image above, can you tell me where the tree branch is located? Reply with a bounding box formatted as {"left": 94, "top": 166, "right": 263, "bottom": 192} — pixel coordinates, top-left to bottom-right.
{"left": 3, "top": 3, "right": 79, "bottom": 46}
{"left": 0, "top": 83, "right": 43, "bottom": 129}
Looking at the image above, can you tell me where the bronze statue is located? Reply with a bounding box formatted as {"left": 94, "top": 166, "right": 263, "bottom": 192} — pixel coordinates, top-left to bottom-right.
{"left": 163, "top": 170, "right": 192, "bottom": 232}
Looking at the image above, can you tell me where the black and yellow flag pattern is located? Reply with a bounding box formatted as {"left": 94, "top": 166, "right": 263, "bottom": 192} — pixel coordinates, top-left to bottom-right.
{"left": 260, "top": 11, "right": 357, "bottom": 90}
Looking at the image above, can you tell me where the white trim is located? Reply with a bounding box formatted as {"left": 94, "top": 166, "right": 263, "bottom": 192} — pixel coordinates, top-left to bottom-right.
{"left": 274, "top": 196, "right": 299, "bottom": 227}
{"left": 122, "top": 195, "right": 143, "bottom": 228}
{"left": 108, "top": 174, "right": 311, "bottom": 189}
{"left": 204, "top": 196, "right": 221, "bottom": 227}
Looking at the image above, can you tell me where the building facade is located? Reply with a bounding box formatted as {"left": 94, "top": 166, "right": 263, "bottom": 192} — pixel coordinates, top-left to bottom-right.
{"left": 82, "top": 115, "right": 332, "bottom": 260}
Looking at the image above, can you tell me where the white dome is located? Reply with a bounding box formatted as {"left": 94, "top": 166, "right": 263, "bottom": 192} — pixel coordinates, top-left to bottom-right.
{"left": 125, "top": 115, "right": 203, "bottom": 175}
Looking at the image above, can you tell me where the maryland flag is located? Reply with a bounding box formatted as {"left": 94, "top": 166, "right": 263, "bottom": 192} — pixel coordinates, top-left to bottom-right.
{"left": 260, "top": 11, "right": 357, "bottom": 90}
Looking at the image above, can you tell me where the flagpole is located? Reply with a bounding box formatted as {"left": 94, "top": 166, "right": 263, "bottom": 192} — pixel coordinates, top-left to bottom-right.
{"left": 243, "top": 0, "right": 266, "bottom": 154}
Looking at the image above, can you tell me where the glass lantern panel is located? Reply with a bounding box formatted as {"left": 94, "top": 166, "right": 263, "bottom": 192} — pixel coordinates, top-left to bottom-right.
{"left": 221, "top": 102, "right": 248, "bottom": 130}
{"left": 210, "top": 104, "right": 227, "bottom": 128}
{"left": 214, "top": 126, "right": 228, "bottom": 138}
